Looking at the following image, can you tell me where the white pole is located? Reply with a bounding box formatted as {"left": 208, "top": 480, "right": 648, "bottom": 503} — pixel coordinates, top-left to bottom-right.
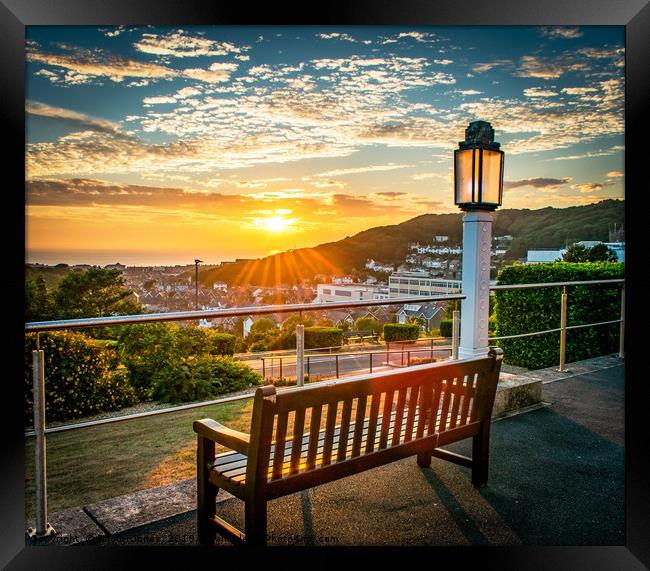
{"left": 559, "top": 287, "right": 568, "bottom": 372}
{"left": 459, "top": 211, "right": 493, "bottom": 360}
{"left": 451, "top": 309, "right": 460, "bottom": 360}
{"left": 619, "top": 288, "right": 625, "bottom": 358}
{"left": 296, "top": 324, "right": 305, "bottom": 386}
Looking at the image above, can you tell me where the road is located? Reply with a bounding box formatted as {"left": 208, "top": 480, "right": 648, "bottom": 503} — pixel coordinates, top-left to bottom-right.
{"left": 242, "top": 345, "right": 452, "bottom": 381}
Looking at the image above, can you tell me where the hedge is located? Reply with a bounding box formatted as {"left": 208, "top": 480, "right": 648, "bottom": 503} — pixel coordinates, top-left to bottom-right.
{"left": 494, "top": 262, "right": 624, "bottom": 369}
{"left": 304, "top": 327, "right": 343, "bottom": 349}
{"left": 25, "top": 331, "right": 138, "bottom": 424}
{"left": 383, "top": 323, "right": 421, "bottom": 342}
{"left": 151, "top": 355, "right": 261, "bottom": 403}
{"left": 439, "top": 319, "right": 453, "bottom": 338}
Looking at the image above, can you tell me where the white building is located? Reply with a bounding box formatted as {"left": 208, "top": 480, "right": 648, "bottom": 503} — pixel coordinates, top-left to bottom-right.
{"left": 388, "top": 271, "right": 462, "bottom": 298}
{"left": 314, "top": 283, "right": 389, "bottom": 303}
{"left": 526, "top": 241, "right": 625, "bottom": 264}
{"left": 212, "top": 281, "right": 228, "bottom": 292}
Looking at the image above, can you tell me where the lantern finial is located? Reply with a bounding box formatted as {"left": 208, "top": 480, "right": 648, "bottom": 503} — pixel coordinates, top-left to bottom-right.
{"left": 459, "top": 120, "right": 501, "bottom": 151}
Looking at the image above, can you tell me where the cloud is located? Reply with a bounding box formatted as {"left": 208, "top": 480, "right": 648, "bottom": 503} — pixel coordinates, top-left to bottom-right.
{"left": 523, "top": 87, "right": 558, "bottom": 98}
{"left": 517, "top": 55, "right": 587, "bottom": 79}
{"left": 504, "top": 178, "right": 570, "bottom": 191}
{"left": 458, "top": 89, "right": 481, "bottom": 95}
{"left": 133, "top": 30, "right": 246, "bottom": 57}
{"left": 471, "top": 60, "right": 512, "bottom": 73}
{"left": 317, "top": 33, "right": 357, "bottom": 43}
{"left": 312, "top": 164, "right": 414, "bottom": 178}
{"left": 26, "top": 101, "right": 123, "bottom": 134}
{"left": 552, "top": 145, "right": 624, "bottom": 161}
{"left": 570, "top": 182, "right": 607, "bottom": 193}
{"left": 28, "top": 44, "right": 238, "bottom": 85}
{"left": 539, "top": 27, "right": 583, "bottom": 39}
{"left": 606, "top": 171, "right": 624, "bottom": 178}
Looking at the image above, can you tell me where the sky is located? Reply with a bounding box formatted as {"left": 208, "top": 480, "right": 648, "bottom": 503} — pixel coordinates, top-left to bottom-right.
{"left": 25, "top": 25, "right": 625, "bottom": 266}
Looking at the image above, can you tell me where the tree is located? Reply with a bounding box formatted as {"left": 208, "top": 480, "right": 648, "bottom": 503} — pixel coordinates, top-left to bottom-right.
{"left": 250, "top": 317, "right": 277, "bottom": 335}
{"left": 25, "top": 277, "right": 55, "bottom": 321}
{"left": 280, "top": 314, "right": 313, "bottom": 334}
{"left": 563, "top": 243, "right": 618, "bottom": 263}
{"left": 54, "top": 267, "right": 144, "bottom": 319}
{"left": 353, "top": 316, "right": 382, "bottom": 334}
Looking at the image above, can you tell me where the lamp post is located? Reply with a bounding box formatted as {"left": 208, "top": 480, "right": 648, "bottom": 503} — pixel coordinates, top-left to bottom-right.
{"left": 454, "top": 120, "right": 504, "bottom": 359}
{"left": 194, "top": 259, "right": 203, "bottom": 311}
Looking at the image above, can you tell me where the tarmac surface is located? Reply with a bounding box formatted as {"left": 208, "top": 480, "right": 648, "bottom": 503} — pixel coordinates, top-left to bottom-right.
{"left": 80, "top": 361, "right": 624, "bottom": 547}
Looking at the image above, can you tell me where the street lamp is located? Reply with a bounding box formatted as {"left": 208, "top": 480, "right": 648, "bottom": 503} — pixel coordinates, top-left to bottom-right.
{"left": 454, "top": 120, "right": 505, "bottom": 359}
{"left": 194, "top": 259, "right": 203, "bottom": 311}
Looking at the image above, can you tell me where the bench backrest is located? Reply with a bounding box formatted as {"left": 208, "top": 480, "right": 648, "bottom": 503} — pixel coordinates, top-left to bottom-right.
{"left": 245, "top": 348, "right": 503, "bottom": 486}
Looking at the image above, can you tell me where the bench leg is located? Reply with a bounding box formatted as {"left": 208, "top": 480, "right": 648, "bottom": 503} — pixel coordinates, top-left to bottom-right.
{"left": 197, "top": 435, "right": 218, "bottom": 545}
{"left": 472, "top": 423, "right": 490, "bottom": 487}
{"left": 417, "top": 451, "right": 432, "bottom": 468}
{"left": 245, "top": 497, "right": 268, "bottom": 546}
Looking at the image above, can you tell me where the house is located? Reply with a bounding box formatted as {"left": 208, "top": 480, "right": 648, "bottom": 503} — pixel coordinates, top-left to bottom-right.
{"left": 396, "top": 303, "right": 444, "bottom": 332}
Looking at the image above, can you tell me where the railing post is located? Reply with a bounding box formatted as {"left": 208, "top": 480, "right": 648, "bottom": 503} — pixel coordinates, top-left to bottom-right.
{"left": 279, "top": 358, "right": 283, "bottom": 381}
{"left": 307, "top": 355, "right": 311, "bottom": 378}
{"left": 261, "top": 358, "right": 265, "bottom": 380}
{"left": 296, "top": 324, "right": 305, "bottom": 386}
{"left": 335, "top": 354, "right": 339, "bottom": 378}
{"left": 559, "top": 287, "right": 568, "bottom": 372}
{"left": 407, "top": 351, "right": 411, "bottom": 367}
{"left": 430, "top": 338, "right": 434, "bottom": 360}
{"left": 369, "top": 352, "right": 373, "bottom": 373}
{"left": 451, "top": 309, "right": 460, "bottom": 360}
{"left": 27, "top": 348, "right": 54, "bottom": 539}
{"left": 619, "top": 287, "right": 625, "bottom": 358}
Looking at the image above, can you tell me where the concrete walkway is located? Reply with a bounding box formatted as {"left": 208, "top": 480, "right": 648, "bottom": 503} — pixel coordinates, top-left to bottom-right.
{"left": 30, "top": 355, "right": 624, "bottom": 547}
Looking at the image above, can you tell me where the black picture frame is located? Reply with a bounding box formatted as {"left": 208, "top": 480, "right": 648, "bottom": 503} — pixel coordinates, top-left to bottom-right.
{"left": 3, "top": 1, "right": 648, "bottom": 568}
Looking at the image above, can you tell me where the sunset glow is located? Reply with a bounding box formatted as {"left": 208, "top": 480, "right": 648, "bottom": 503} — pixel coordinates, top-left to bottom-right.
{"left": 25, "top": 25, "right": 624, "bottom": 266}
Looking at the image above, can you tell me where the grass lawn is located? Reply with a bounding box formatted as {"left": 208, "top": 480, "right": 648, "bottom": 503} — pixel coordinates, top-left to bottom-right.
{"left": 25, "top": 398, "right": 255, "bottom": 519}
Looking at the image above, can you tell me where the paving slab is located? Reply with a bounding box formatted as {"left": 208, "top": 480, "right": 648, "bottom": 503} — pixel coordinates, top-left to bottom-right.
{"left": 26, "top": 507, "right": 105, "bottom": 545}
{"left": 84, "top": 478, "right": 233, "bottom": 535}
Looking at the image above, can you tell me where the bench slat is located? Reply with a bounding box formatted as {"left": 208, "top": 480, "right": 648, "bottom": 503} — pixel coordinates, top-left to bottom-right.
{"left": 391, "top": 387, "right": 408, "bottom": 446}
{"left": 336, "top": 400, "right": 353, "bottom": 462}
{"left": 271, "top": 412, "right": 288, "bottom": 480}
{"left": 322, "top": 402, "right": 338, "bottom": 466}
{"left": 211, "top": 407, "right": 476, "bottom": 485}
{"left": 403, "top": 385, "right": 419, "bottom": 443}
{"left": 365, "top": 393, "right": 381, "bottom": 453}
{"left": 351, "top": 395, "right": 367, "bottom": 458}
{"left": 379, "top": 390, "right": 394, "bottom": 450}
{"left": 290, "top": 409, "right": 306, "bottom": 475}
{"left": 306, "top": 404, "right": 322, "bottom": 471}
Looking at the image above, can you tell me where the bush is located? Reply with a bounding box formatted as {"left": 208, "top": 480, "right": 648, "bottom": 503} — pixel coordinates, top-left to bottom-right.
{"left": 494, "top": 262, "right": 624, "bottom": 369}
{"left": 439, "top": 319, "right": 453, "bottom": 338}
{"left": 383, "top": 323, "right": 421, "bottom": 342}
{"left": 25, "top": 331, "right": 138, "bottom": 424}
{"left": 353, "top": 316, "right": 382, "bottom": 335}
{"left": 117, "top": 323, "right": 236, "bottom": 398}
{"left": 151, "top": 355, "right": 261, "bottom": 403}
{"left": 267, "top": 331, "right": 295, "bottom": 351}
{"left": 304, "top": 327, "right": 343, "bottom": 349}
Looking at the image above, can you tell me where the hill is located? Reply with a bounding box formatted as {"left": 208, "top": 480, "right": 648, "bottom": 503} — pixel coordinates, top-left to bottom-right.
{"left": 203, "top": 199, "right": 624, "bottom": 286}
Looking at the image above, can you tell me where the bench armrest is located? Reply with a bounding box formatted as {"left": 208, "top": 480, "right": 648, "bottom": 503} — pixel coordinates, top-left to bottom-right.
{"left": 193, "top": 418, "right": 250, "bottom": 455}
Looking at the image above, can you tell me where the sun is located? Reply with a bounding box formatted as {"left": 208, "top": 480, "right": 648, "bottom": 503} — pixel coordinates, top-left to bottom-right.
{"left": 264, "top": 215, "right": 290, "bottom": 232}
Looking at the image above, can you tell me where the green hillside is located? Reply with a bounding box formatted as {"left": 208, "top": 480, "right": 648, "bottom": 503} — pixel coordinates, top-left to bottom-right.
{"left": 204, "top": 199, "right": 624, "bottom": 286}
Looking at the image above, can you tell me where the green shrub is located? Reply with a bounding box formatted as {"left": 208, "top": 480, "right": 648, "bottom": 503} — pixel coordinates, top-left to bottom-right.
{"left": 494, "top": 262, "right": 624, "bottom": 369}
{"left": 352, "top": 316, "right": 382, "bottom": 335}
{"left": 117, "top": 323, "right": 236, "bottom": 398}
{"left": 383, "top": 323, "right": 421, "bottom": 342}
{"left": 249, "top": 340, "right": 268, "bottom": 353}
{"left": 266, "top": 331, "right": 295, "bottom": 351}
{"left": 151, "top": 355, "right": 261, "bottom": 403}
{"left": 25, "top": 331, "right": 138, "bottom": 424}
{"left": 439, "top": 319, "right": 453, "bottom": 338}
{"left": 304, "top": 327, "right": 343, "bottom": 349}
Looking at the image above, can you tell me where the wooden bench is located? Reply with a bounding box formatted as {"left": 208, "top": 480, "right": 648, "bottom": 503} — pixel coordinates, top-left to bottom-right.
{"left": 194, "top": 347, "right": 503, "bottom": 546}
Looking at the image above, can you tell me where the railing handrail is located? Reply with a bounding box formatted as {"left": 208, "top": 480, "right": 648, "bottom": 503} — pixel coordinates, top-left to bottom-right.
{"left": 24, "top": 295, "right": 465, "bottom": 332}
{"left": 489, "top": 278, "right": 624, "bottom": 290}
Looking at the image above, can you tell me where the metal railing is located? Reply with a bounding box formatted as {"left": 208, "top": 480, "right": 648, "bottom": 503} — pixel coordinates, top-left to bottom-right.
{"left": 24, "top": 278, "right": 625, "bottom": 537}
{"left": 24, "top": 293, "right": 464, "bottom": 537}
{"left": 487, "top": 278, "right": 625, "bottom": 371}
